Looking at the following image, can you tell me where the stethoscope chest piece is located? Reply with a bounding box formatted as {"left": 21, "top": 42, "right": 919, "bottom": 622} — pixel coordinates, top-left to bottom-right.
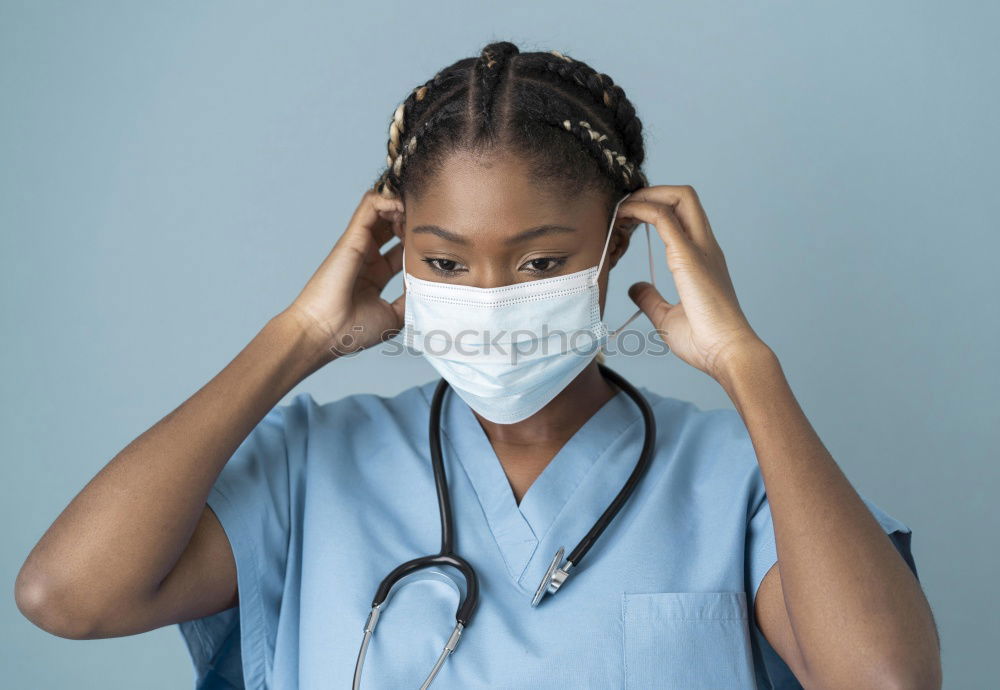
{"left": 531, "top": 546, "right": 573, "bottom": 607}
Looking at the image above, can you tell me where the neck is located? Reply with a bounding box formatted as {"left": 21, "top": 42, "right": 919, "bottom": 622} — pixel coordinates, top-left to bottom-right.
{"left": 472, "top": 361, "right": 619, "bottom": 447}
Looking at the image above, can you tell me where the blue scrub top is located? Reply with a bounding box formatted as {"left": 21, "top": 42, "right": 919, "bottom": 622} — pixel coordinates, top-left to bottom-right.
{"left": 176, "top": 379, "right": 918, "bottom": 689}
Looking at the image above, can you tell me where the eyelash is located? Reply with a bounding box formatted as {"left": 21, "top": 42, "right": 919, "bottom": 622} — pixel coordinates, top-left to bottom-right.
{"left": 522, "top": 257, "right": 567, "bottom": 274}
{"left": 421, "top": 257, "right": 568, "bottom": 277}
{"left": 421, "top": 258, "right": 465, "bottom": 276}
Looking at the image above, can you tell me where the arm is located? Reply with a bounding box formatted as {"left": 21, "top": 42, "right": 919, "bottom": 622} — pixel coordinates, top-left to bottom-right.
{"left": 14, "top": 189, "right": 406, "bottom": 639}
{"left": 719, "top": 343, "right": 941, "bottom": 689}
{"left": 14, "top": 311, "right": 329, "bottom": 639}
{"left": 621, "top": 184, "right": 941, "bottom": 689}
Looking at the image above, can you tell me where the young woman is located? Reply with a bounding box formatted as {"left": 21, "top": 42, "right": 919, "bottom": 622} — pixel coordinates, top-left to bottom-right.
{"left": 16, "top": 41, "right": 940, "bottom": 689}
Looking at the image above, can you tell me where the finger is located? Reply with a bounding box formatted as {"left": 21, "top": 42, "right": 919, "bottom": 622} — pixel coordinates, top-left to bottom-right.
{"left": 389, "top": 291, "right": 406, "bottom": 326}
{"left": 370, "top": 200, "right": 404, "bottom": 249}
{"left": 627, "top": 185, "right": 718, "bottom": 252}
{"left": 336, "top": 191, "right": 405, "bottom": 285}
{"left": 614, "top": 198, "right": 700, "bottom": 268}
{"left": 372, "top": 241, "right": 404, "bottom": 290}
{"left": 628, "top": 280, "right": 674, "bottom": 326}
{"left": 339, "top": 191, "right": 404, "bottom": 253}
{"left": 383, "top": 240, "right": 403, "bottom": 275}
{"left": 373, "top": 208, "right": 404, "bottom": 246}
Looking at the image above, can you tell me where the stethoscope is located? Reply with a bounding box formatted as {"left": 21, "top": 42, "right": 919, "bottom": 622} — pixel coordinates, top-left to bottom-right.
{"left": 352, "top": 363, "right": 656, "bottom": 689}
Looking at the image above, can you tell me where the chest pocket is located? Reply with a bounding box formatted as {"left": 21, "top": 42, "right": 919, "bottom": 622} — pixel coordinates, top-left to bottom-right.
{"left": 622, "top": 591, "right": 757, "bottom": 689}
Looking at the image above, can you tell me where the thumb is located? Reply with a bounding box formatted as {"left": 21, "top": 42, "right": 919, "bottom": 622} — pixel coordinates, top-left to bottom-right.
{"left": 390, "top": 291, "right": 406, "bottom": 326}
{"left": 628, "top": 281, "right": 673, "bottom": 325}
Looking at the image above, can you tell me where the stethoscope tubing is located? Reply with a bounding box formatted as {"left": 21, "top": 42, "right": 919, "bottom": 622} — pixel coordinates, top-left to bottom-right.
{"left": 353, "top": 363, "right": 655, "bottom": 689}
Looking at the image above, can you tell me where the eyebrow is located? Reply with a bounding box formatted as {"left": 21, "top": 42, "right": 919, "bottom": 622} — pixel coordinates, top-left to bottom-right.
{"left": 409, "top": 224, "right": 578, "bottom": 246}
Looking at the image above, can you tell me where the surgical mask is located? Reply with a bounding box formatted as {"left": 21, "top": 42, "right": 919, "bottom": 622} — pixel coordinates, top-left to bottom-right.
{"left": 400, "top": 192, "right": 654, "bottom": 424}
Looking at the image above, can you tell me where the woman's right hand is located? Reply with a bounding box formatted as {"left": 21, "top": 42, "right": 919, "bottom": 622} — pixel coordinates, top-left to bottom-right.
{"left": 281, "top": 189, "right": 406, "bottom": 361}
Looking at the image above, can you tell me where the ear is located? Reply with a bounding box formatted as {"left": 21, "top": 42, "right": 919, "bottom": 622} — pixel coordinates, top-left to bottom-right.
{"left": 392, "top": 209, "right": 406, "bottom": 241}
{"left": 606, "top": 219, "right": 638, "bottom": 269}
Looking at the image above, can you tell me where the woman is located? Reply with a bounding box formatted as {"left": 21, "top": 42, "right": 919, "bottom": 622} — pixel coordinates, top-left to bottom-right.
{"left": 15, "top": 41, "right": 940, "bottom": 688}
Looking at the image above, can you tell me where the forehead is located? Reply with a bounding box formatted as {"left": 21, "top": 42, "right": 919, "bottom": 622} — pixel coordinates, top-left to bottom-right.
{"left": 404, "top": 152, "right": 608, "bottom": 241}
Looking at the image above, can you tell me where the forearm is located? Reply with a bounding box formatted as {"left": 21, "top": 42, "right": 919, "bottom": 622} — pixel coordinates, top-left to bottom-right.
{"left": 718, "top": 343, "right": 940, "bottom": 687}
{"left": 16, "top": 309, "right": 332, "bottom": 622}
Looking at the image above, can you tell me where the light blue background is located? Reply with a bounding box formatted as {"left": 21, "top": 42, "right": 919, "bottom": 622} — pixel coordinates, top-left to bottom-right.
{"left": 2, "top": 1, "right": 996, "bottom": 687}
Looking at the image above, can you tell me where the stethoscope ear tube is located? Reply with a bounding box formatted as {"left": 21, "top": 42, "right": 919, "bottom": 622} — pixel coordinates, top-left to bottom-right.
{"left": 428, "top": 377, "right": 481, "bottom": 625}
{"left": 369, "top": 552, "right": 479, "bottom": 626}
{"left": 366, "top": 375, "right": 481, "bottom": 625}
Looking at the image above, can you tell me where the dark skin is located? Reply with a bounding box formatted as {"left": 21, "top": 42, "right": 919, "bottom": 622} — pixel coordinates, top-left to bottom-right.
{"left": 348, "top": 151, "right": 941, "bottom": 687}
{"left": 16, "top": 149, "right": 940, "bottom": 688}
{"left": 395, "top": 154, "right": 632, "bottom": 503}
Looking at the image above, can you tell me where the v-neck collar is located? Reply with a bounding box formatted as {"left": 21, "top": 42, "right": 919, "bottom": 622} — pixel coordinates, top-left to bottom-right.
{"left": 424, "top": 380, "right": 644, "bottom": 588}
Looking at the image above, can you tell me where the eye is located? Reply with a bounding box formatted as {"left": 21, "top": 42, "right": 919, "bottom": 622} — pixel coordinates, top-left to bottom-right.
{"left": 422, "top": 257, "right": 467, "bottom": 276}
{"left": 520, "top": 257, "right": 567, "bottom": 274}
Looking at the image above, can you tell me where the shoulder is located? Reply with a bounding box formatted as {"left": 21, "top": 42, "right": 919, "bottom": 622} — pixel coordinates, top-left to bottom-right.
{"left": 276, "top": 379, "right": 439, "bottom": 446}
{"left": 639, "top": 386, "right": 760, "bottom": 489}
{"left": 640, "top": 387, "right": 752, "bottom": 453}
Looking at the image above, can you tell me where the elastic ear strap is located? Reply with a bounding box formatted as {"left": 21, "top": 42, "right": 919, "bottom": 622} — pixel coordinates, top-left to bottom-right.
{"left": 608, "top": 220, "right": 656, "bottom": 336}
{"left": 644, "top": 218, "right": 656, "bottom": 288}
{"left": 595, "top": 192, "right": 634, "bottom": 280}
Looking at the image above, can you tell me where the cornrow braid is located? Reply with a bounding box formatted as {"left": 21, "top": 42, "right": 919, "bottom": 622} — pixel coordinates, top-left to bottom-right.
{"left": 559, "top": 118, "right": 648, "bottom": 189}
{"left": 375, "top": 67, "right": 470, "bottom": 198}
{"left": 475, "top": 41, "right": 518, "bottom": 133}
{"left": 520, "top": 49, "right": 645, "bottom": 169}
{"left": 372, "top": 40, "right": 648, "bottom": 210}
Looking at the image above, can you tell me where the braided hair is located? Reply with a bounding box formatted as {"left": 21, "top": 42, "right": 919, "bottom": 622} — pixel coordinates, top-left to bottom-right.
{"left": 372, "top": 41, "right": 648, "bottom": 218}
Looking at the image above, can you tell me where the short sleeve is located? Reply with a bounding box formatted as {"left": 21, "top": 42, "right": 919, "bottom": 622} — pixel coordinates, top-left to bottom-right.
{"left": 745, "top": 472, "right": 919, "bottom": 689}
{"left": 176, "top": 393, "right": 307, "bottom": 690}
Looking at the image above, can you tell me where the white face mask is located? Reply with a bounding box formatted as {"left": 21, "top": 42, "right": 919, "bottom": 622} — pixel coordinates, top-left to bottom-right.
{"left": 401, "top": 192, "right": 654, "bottom": 424}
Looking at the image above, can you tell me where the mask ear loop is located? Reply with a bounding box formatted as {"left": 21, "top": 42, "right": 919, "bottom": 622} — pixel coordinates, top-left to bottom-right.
{"left": 594, "top": 192, "right": 657, "bottom": 337}
{"left": 399, "top": 241, "right": 416, "bottom": 346}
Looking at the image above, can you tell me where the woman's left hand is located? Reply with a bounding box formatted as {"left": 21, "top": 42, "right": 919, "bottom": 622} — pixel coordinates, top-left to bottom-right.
{"left": 618, "top": 185, "right": 769, "bottom": 382}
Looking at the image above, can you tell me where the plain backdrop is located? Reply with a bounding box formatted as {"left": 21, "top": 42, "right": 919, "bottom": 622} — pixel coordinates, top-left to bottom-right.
{"left": 2, "top": 1, "right": 996, "bottom": 687}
